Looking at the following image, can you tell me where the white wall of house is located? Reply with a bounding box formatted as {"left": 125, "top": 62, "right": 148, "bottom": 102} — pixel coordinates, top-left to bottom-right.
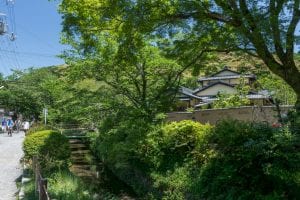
{"left": 196, "top": 84, "right": 238, "bottom": 96}
{"left": 202, "top": 77, "right": 251, "bottom": 87}
{"left": 214, "top": 70, "right": 239, "bottom": 77}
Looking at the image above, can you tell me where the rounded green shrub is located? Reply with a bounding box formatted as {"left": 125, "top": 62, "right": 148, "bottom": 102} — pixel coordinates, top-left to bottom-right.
{"left": 23, "top": 130, "right": 70, "bottom": 173}
{"left": 141, "top": 120, "right": 212, "bottom": 170}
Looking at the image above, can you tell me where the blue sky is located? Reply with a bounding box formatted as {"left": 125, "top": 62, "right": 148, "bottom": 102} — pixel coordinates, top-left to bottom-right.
{"left": 0, "top": 0, "right": 65, "bottom": 76}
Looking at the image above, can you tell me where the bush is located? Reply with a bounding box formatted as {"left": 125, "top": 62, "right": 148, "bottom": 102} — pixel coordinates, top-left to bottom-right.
{"left": 23, "top": 130, "right": 70, "bottom": 173}
{"left": 194, "top": 120, "right": 300, "bottom": 200}
{"left": 26, "top": 123, "right": 52, "bottom": 135}
{"left": 91, "top": 117, "right": 300, "bottom": 199}
{"left": 92, "top": 116, "right": 156, "bottom": 196}
{"left": 138, "top": 120, "right": 212, "bottom": 199}
{"left": 141, "top": 120, "right": 212, "bottom": 170}
{"left": 48, "top": 171, "right": 119, "bottom": 200}
{"left": 141, "top": 120, "right": 300, "bottom": 199}
{"left": 48, "top": 171, "right": 92, "bottom": 200}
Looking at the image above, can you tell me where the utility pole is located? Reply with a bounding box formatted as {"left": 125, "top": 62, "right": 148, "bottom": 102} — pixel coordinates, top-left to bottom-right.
{"left": 43, "top": 108, "right": 48, "bottom": 125}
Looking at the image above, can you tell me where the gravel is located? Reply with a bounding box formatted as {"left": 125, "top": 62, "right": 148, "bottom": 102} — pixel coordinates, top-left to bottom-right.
{"left": 0, "top": 131, "right": 24, "bottom": 200}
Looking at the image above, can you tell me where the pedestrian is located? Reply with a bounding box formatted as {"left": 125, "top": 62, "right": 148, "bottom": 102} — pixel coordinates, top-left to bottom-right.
{"left": 1, "top": 118, "right": 7, "bottom": 133}
{"left": 15, "top": 119, "right": 21, "bottom": 133}
{"left": 7, "top": 118, "right": 14, "bottom": 136}
{"left": 23, "top": 121, "right": 30, "bottom": 135}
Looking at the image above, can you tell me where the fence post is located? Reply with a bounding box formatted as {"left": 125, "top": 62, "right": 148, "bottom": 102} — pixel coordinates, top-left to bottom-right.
{"left": 32, "top": 156, "right": 39, "bottom": 197}
{"left": 39, "top": 178, "right": 48, "bottom": 200}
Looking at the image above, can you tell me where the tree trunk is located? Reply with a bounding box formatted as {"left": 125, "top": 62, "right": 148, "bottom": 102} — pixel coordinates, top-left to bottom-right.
{"left": 289, "top": 95, "right": 300, "bottom": 133}
{"left": 295, "top": 97, "right": 300, "bottom": 113}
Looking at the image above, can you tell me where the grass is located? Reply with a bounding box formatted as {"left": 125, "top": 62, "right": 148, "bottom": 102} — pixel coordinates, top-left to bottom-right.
{"left": 22, "top": 179, "right": 37, "bottom": 200}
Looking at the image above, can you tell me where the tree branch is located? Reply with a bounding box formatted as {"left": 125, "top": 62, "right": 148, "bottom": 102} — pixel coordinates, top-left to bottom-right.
{"left": 285, "top": 0, "right": 300, "bottom": 63}
{"left": 270, "top": 0, "right": 285, "bottom": 62}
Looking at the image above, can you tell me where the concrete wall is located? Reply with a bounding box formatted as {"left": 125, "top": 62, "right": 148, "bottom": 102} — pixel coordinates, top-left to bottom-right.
{"left": 167, "top": 106, "right": 293, "bottom": 125}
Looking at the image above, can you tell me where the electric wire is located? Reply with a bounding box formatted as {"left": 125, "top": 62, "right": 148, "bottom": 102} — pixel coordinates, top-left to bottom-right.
{"left": 6, "top": 0, "right": 21, "bottom": 71}
{"left": 0, "top": 0, "right": 65, "bottom": 76}
{"left": 0, "top": 0, "right": 21, "bottom": 74}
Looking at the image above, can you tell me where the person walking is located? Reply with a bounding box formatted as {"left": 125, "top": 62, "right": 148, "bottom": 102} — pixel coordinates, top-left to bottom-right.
{"left": 1, "top": 118, "right": 7, "bottom": 133}
{"left": 15, "top": 119, "right": 21, "bottom": 133}
{"left": 7, "top": 118, "right": 14, "bottom": 136}
{"left": 23, "top": 121, "right": 30, "bottom": 135}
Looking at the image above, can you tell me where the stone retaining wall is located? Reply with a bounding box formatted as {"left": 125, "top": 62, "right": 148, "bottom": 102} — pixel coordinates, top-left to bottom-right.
{"left": 167, "top": 106, "right": 294, "bottom": 125}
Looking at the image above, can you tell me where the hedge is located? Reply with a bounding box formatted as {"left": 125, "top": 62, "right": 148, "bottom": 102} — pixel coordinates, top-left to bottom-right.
{"left": 23, "top": 130, "right": 70, "bottom": 174}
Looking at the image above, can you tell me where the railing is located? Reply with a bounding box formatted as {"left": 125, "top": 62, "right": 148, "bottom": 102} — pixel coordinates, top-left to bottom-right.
{"left": 51, "top": 123, "right": 96, "bottom": 138}
{"left": 32, "top": 157, "right": 51, "bottom": 200}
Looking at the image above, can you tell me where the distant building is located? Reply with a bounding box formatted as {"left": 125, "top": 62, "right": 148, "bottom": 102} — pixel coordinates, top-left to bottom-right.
{"left": 176, "top": 67, "right": 272, "bottom": 110}
{"left": 198, "top": 66, "right": 256, "bottom": 87}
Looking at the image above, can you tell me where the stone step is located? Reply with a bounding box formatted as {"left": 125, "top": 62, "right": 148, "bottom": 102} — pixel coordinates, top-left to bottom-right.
{"left": 70, "top": 146, "right": 89, "bottom": 151}
{"left": 70, "top": 164, "right": 96, "bottom": 171}
{"left": 70, "top": 152, "right": 97, "bottom": 164}
{"left": 69, "top": 143, "right": 87, "bottom": 149}
{"left": 71, "top": 157, "right": 97, "bottom": 164}
{"left": 71, "top": 150, "right": 91, "bottom": 155}
{"left": 71, "top": 154, "right": 90, "bottom": 159}
{"left": 70, "top": 168, "right": 98, "bottom": 178}
{"left": 119, "top": 194, "right": 136, "bottom": 200}
{"left": 69, "top": 139, "right": 84, "bottom": 144}
{"left": 72, "top": 160, "right": 90, "bottom": 165}
{"left": 68, "top": 137, "right": 98, "bottom": 179}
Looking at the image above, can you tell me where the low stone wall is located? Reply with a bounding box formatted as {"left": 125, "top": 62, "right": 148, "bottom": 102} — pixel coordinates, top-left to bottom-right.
{"left": 167, "top": 106, "right": 294, "bottom": 125}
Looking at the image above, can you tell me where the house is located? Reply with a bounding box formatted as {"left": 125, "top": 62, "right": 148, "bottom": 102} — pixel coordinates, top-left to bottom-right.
{"left": 176, "top": 87, "right": 202, "bottom": 110}
{"left": 198, "top": 66, "right": 256, "bottom": 87}
{"left": 176, "top": 67, "right": 272, "bottom": 110}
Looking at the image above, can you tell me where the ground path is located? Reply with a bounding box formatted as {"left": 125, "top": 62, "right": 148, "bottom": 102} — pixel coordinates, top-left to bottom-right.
{"left": 0, "top": 131, "right": 24, "bottom": 200}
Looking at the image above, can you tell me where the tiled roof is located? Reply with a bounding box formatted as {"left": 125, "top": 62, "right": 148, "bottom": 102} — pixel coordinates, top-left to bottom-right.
{"left": 246, "top": 94, "right": 270, "bottom": 99}
{"left": 198, "top": 74, "right": 256, "bottom": 82}
{"left": 209, "top": 66, "right": 240, "bottom": 77}
{"left": 179, "top": 87, "right": 203, "bottom": 100}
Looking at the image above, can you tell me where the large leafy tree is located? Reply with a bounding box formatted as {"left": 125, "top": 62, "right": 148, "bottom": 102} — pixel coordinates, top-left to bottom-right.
{"left": 64, "top": 34, "right": 183, "bottom": 118}
{"left": 58, "top": 0, "right": 300, "bottom": 112}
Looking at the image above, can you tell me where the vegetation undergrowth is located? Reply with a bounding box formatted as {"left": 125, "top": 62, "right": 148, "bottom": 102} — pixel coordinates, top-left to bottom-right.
{"left": 89, "top": 119, "right": 300, "bottom": 199}
{"left": 48, "top": 171, "right": 94, "bottom": 200}
{"left": 22, "top": 126, "right": 121, "bottom": 200}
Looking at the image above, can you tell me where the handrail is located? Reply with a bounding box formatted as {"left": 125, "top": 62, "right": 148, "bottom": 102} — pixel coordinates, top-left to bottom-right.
{"left": 33, "top": 157, "right": 51, "bottom": 200}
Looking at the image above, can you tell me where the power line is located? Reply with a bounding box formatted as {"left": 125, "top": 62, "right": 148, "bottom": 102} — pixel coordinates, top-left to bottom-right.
{"left": 16, "top": 23, "right": 60, "bottom": 53}
{"left": 0, "top": 49, "right": 59, "bottom": 58}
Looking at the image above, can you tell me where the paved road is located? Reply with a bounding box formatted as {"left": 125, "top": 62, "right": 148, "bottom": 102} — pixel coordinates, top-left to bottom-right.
{"left": 0, "top": 131, "right": 24, "bottom": 200}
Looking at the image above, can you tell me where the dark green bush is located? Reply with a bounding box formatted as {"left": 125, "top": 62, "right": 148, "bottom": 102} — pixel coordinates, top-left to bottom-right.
{"left": 193, "top": 120, "right": 300, "bottom": 200}
{"left": 91, "top": 117, "right": 300, "bottom": 199}
{"left": 142, "top": 120, "right": 300, "bottom": 199}
{"left": 90, "top": 115, "right": 156, "bottom": 196}
{"left": 23, "top": 130, "right": 70, "bottom": 173}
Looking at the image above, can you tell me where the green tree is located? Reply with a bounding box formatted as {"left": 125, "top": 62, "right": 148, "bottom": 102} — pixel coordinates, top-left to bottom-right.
{"left": 65, "top": 37, "right": 183, "bottom": 118}
{"left": 57, "top": 0, "right": 300, "bottom": 112}
{"left": 258, "top": 73, "right": 297, "bottom": 105}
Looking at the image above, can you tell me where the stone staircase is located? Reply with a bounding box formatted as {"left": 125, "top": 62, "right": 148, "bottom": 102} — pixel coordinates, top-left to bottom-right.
{"left": 67, "top": 133, "right": 137, "bottom": 199}
{"left": 68, "top": 138, "right": 98, "bottom": 180}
